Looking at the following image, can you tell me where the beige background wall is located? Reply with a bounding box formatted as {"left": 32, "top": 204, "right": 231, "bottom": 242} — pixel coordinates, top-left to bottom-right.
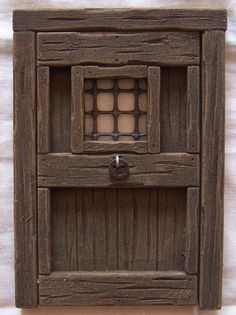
{"left": 1, "top": 1, "right": 236, "bottom": 314}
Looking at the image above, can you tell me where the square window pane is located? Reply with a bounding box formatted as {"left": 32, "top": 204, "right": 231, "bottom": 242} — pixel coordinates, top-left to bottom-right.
{"left": 97, "top": 114, "right": 114, "bottom": 133}
{"left": 118, "top": 92, "right": 135, "bottom": 111}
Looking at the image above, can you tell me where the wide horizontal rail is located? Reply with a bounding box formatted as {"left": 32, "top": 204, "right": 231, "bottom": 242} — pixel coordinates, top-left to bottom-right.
{"left": 38, "top": 153, "right": 199, "bottom": 187}
{"left": 13, "top": 9, "right": 227, "bottom": 31}
{"left": 37, "top": 31, "right": 200, "bottom": 66}
{"left": 39, "top": 271, "right": 197, "bottom": 306}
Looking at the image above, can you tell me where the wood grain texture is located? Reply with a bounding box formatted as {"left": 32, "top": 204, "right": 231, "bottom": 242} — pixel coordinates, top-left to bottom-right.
{"left": 50, "top": 67, "right": 71, "bottom": 153}
{"left": 71, "top": 66, "right": 84, "bottom": 153}
{"left": 39, "top": 271, "right": 197, "bottom": 305}
{"left": 76, "top": 189, "right": 118, "bottom": 271}
{"left": 158, "top": 189, "right": 186, "bottom": 271}
{"left": 13, "top": 9, "right": 227, "bottom": 31}
{"left": 50, "top": 187, "right": 189, "bottom": 273}
{"left": 200, "top": 30, "right": 225, "bottom": 310}
{"left": 160, "top": 67, "right": 187, "bottom": 152}
{"left": 185, "top": 188, "right": 199, "bottom": 275}
{"left": 83, "top": 141, "right": 147, "bottom": 153}
{"left": 117, "top": 188, "right": 158, "bottom": 271}
{"left": 13, "top": 31, "right": 38, "bottom": 308}
{"left": 37, "top": 66, "right": 50, "bottom": 153}
{"left": 38, "top": 188, "right": 51, "bottom": 274}
{"left": 148, "top": 67, "right": 160, "bottom": 153}
{"left": 187, "top": 66, "right": 200, "bottom": 153}
{"left": 37, "top": 153, "right": 199, "bottom": 188}
{"left": 37, "top": 32, "right": 200, "bottom": 66}
{"left": 51, "top": 188, "right": 77, "bottom": 271}
{"left": 84, "top": 66, "right": 147, "bottom": 79}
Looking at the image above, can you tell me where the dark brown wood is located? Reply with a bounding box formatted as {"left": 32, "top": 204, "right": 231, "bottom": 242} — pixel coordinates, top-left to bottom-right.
{"left": 51, "top": 188, "right": 77, "bottom": 271}
{"left": 158, "top": 189, "right": 186, "bottom": 271}
{"left": 38, "top": 153, "right": 199, "bottom": 188}
{"left": 84, "top": 66, "right": 147, "bottom": 79}
{"left": 187, "top": 66, "right": 200, "bottom": 153}
{"left": 76, "top": 189, "right": 118, "bottom": 271}
{"left": 37, "top": 66, "right": 50, "bottom": 153}
{"left": 39, "top": 271, "right": 197, "bottom": 305}
{"left": 13, "top": 9, "right": 227, "bottom": 31}
{"left": 50, "top": 67, "right": 71, "bottom": 153}
{"left": 84, "top": 141, "right": 147, "bottom": 153}
{"left": 185, "top": 188, "right": 199, "bottom": 275}
{"left": 14, "top": 31, "right": 38, "bottom": 307}
{"left": 117, "top": 188, "right": 158, "bottom": 271}
{"left": 71, "top": 66, "right": 84, "bottom": 153}
{"left": 37, "top": 32, "right": 200, "bottom": 66}
{"left": 200, "top": 30, "right": 225, "bottom": 310}
{"left": 160, "top": 67, "right": 187, "bottom": 152}
{"left": 148, "top": 67, "right": 160, "bottom": 153}
{"left": 38, "top": 188, "right": 51, "bottom": 274}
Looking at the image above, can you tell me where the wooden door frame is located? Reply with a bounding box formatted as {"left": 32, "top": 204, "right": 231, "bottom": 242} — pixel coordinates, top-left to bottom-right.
{"left": 13, "top": 9, "right": 226, "bottom": 309}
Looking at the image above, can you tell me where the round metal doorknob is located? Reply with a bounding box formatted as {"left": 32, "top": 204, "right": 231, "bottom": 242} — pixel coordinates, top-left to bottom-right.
{"left": 109, "top": 155, "right": 129, "bottom": 180}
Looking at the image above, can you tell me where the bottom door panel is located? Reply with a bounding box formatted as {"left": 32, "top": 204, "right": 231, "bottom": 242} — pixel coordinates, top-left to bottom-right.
{"left": 38, "top": 187, "right": 199, "bottom": 305}
{"left": 50, "top": 188, "right": 186, "bottom": 272}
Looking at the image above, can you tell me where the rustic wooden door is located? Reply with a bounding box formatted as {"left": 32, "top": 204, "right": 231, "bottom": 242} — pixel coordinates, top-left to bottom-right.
{"left": 13, "top": 9, "right": 226, "bottom": 309}
{"left": 36, "top": 35, "right": 200, "bottom": 305}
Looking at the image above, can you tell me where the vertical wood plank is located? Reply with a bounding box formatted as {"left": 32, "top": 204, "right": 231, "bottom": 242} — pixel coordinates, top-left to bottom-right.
{"left": 185, "top": 187, "right": 199, "bottom": 274}
{"left": 71, "top": 66, "right": 84, "bottom": 153}
{"left": 77, "top": 189, "right": 118, "bottom": 271}
{"left": 13, "top": 31, "right": 38, "bottom": 307}
{"left": 160, "top": 68, "right": 187, "bottom": 152}
{"left": 148, "top": 67, "right": 160, "bottom": 153}
{"left": 76, "top": 189, "right": 94, "bottom": 271}
{"left": 50, "top": 68, "right": 71, "bottom": 152}
{"left": 38, "top": 188, "right": 51, "bottom": 274}
{"left": 51, "top": 189, "right": 77, "bottom": 271}
{"left": 200, "top": 30, "right": 225, "bottom": 310}
{"left": 37, "top": 66, "right": 50, "bottom": 153}
{"left": 187, "top": 66, "right": 200, "bottom": 153}
{"left": 118, "top": 189, "right": 158, "bottom": 270}
{"left": 158, "top": 189, "right": 186, "bottom": 271}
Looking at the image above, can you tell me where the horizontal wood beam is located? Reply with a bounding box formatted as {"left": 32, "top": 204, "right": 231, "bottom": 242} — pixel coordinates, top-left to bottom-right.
{"left": 39, "top": 271, "right": 197, "bottom": 305}
{"left": 13, "top": 9, "right": 227, "bottom": 31}
{"left": 37, "top": 153, "right": 199, "bottom": 187}
{"left": 84, "top": 66, "right": 147, "bottom": 79}
{"left": 37, "top": 32, "right": 200, "bottom": 66}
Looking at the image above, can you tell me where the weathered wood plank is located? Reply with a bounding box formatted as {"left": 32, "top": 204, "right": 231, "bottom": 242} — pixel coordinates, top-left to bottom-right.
{"left": 187, "top": 66, "right": 200, "bottom": 153}
{"left": 38, "top": 188, "right": 51, "bottom": 274}
{"left": 117, "top": 189, "right": 158, "bottom": 270}
{"left": 148, "top": 67, "right": 160, "bottom": 153}
{"left": 37, "top": 32, "right": 200, "bottom": 66}
{"left": 71, "top": 66, "right": 84, "bottom": 153}
{"left": 200, "top": 30, "right": 225, "bottom": 310}
{"left": 13, "top": 31, "right": 38, "bottom": 308}
{"left": 84, "top": 141, "right": 147, "bottom": 153}
{"left": 76, "top": 189, "right": 118, "bottom": 271}
{"left": 51, "top": 189, "right": 77, "bottom": 271}
{"left": 37, "top": 153, "right": 199, "bottom": 188}
{"left": 13, "top": 9, "right": 227, "bottom": 31}
{"left": 84, "top": 66, "right": 147, "bottom": 78}
{"left": 76, "top": 189, "right": 94, "bottom": 271}
{"left": 185, "top": 188, "right": 199, "bottom": 274}
{"left": 160, "top": 67, "right": 187, "bottom": 152}
{"left": 50, "top": 67, "right": 71, "bottom": 153}
{"left": 158, "top": 189, "right": 186, "bottom": 271}
{"left": 37, "top": 66, "right": 50, "bottom": 153}
{"left": 39, "top": 271, "right": 197, "bottom": 305}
